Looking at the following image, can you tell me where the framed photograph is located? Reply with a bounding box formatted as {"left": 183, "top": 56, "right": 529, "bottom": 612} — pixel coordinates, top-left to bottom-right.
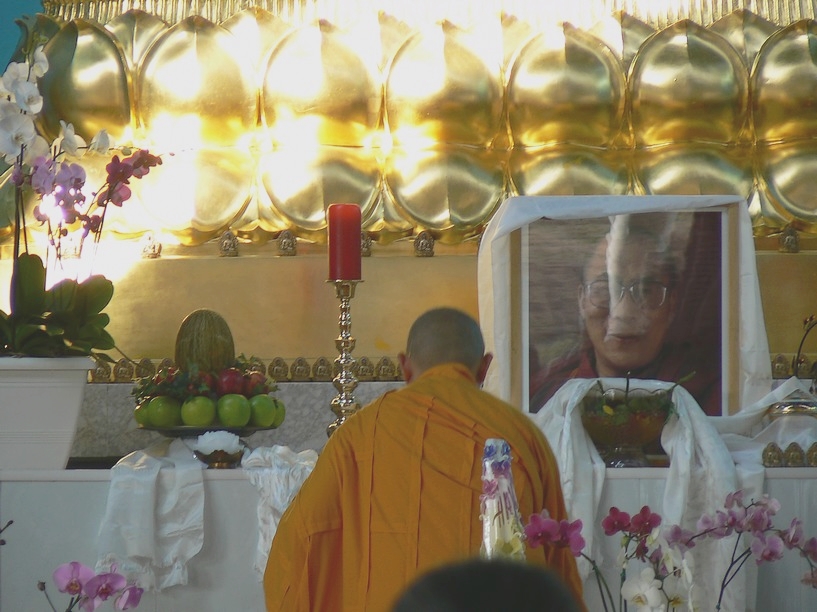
{"left": 525, "top": 210, "right": 724, "bottom": 415}
{"left": 478, "top": 195, "right": 770, "bottom": 416}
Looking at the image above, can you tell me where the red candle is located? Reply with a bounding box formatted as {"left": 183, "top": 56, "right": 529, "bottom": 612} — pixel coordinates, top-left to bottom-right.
{"left": 327, "top": 203, "right": 362, "bottom": 281}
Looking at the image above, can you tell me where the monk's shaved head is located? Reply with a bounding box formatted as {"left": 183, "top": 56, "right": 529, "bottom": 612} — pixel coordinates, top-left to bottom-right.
{"left": 405, "top": 308, "right": 485, "bottom": 374}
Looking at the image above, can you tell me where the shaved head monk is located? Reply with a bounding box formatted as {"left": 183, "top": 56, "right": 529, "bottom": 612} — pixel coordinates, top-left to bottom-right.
{"left": 264, "top": 308, "right": 585, "bottom": 611}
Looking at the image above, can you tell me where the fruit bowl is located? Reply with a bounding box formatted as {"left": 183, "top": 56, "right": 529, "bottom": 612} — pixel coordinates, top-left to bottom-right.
{"left": 138, "top": 424, "right": 279, "bottom": 438}
{"left": 193, "top": 448, "right": 245, "bottom": 469}
{"left": 579, "top": 382, "right": 674, "bottom": 467}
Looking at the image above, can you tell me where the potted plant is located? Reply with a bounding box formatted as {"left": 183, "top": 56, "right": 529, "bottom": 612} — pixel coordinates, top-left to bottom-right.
{"left": 0, "top": 17, "right": 162, "bottom": 469}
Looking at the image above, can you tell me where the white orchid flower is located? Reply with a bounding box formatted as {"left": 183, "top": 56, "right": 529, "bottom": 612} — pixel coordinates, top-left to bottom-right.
{"left": 0, "top": 112, "right": 36, "bottom": 161}
{"left": 57, "top": 120, "right": 87, "bottom": 158}
{"left": 661, "top": 574, "right": 690, "bottom": 610}
{"left": 24, "top": 133, "right": 50, "bottom": 164}
{"left": 31, "top": 45, "right": 49, "bottom": 78}
{"left": 12, "top": 79, "right": 43, "bottom": 114}
{"left": 0, "top": 99, "right": 19, "bottom": 119}
{"left": 1, "top": 62, "right": 29, "bottom": 98}
{"left": 88, "top": 129, "right": 114, "bottom": 154}
{"left": 621, "top": 567, "right": 665, "bottom": 612}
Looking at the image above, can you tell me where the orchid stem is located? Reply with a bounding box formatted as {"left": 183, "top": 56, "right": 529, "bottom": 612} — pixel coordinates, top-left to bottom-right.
{"left": 584, "top": 554, "right": 616, "bottom": 612}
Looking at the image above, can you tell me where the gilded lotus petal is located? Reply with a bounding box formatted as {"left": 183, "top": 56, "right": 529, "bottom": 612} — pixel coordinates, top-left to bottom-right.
{"left": 709, "top": 8, "right": 780, "bottom": 71}
{"left": 588, "top": 11, "right": 655, "bottom": 70}
{"left": 630, "top": 20, "right": 749, "bottom": 147}
{"left": 634, "top": 145, "right": 754, "bottom": 198}
{"left": 105, "top": 9, "right": 169, "bottom": 72}
{"left": 137, "top": 16, "right": 257, "bottom": 149}
{"left": 500, "top": 14, "right": 537, "bottom": 73}
{"left": 7, "top": 13, "right": 62, "bottom": 65}
{"left": 37, "top": 19, "right": 132, "bottom": 143}
{"left": 385, "top": 147, "right": 505, "bottom": 242}
{"left": 757, "top": 141, "right": 817, "bottom": 228}
{"left": 509, "top": 148, "right": 631, "bottom": 196}
{"left": 386, "top": 22, "right": 503, "bottom": 147}
{"left": 353, "top": 12, "right": 414, "bottom": 73}
{"left": 753, "top": 20, "right": 817, "bottom": 144}
{"left": 221, "top": 7, "right": 294, "bottom": 78}
{"left": 101, "top": 147, "right": 254, "bottom": 246}
{"left": 258, "top": 146, "right": 381, "bottom": 242}
{"left": 507, "top": 24, "right": 626, "bottom": 148}
{"left": 262, "top": 22, "right": 381, "bottom": 148}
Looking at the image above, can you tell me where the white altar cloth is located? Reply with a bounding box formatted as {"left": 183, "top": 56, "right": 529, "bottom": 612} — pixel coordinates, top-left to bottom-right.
{"left": 94, "top": 441, "right": 315, "bottom": 593}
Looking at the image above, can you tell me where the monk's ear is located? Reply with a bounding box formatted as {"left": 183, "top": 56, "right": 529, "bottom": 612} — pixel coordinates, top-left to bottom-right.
{"left": 398, "top": 353, "right": 414, "bottom": 383}
{"left": 475, "top": 353, "right": 493, "bottom": 386}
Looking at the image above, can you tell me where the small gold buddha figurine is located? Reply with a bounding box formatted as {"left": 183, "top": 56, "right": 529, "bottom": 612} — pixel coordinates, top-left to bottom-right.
{"left": 113, "top": 358, "right": 135, "bottom": 382}
{"left": 357, "top": 356, "right": 375, "bottom": 381}
{"left": 140, "top": 231, "right": 162, "bottom": 259}
{"left": 376, "top": 357, "right": 398, "bottom": 381}
{"left": 414, "top": 230, "right": 435, "bottom": 257}
{"left": 784, "top": 442, "right": 806, "bottom": 467}
{"left": 778, "top": 224, "right": 799, "bottom": 253}
{"left": 278, "top": 229, "right": 297, "bottom": 256}
{"left": 268, "top": 357, "right": 289, "bottom": 382}
{"left": 312, "top": 357, "right": 333, "bottom": 381}
{"left": 219, "top": 230, "right": 239, "bottom": 257}
{"left": 762, "top": 442, "right": 785, "bottom": 467}
{"left": 135, "top": 358, "right": 156, "bottom": 380}
{"left": 90, "top": 359, "right": 112, "bottom": 383}
{"left": 361, "top": 231, "right": 373, "bottom": 257}
{"left": 289, "top": 357, "right": 311, "bottom": 381}
{"left": 772, "top": 354, "right": 790, "bottom": 379}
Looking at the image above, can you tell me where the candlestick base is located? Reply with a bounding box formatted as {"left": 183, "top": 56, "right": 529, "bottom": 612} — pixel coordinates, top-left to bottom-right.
{"left": 327, "top": 280, "right": 362, "bottom": 436}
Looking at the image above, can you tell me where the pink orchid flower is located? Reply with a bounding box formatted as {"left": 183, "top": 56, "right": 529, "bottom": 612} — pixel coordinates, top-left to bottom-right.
{"left": 115, "top": 584, "right": 144, "bottom": 610}
{"left": 52, "top": 561, "right": 95, "bottom": 596}
{"left": 602, "top": 506, "right": 631, "bottom": 535}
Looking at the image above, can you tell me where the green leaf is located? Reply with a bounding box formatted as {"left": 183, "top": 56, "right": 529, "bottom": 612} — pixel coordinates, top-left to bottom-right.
{"left": 76, "top": 275, "right": 114, "bottom": 315}
{"left": 45, "top": 278, "right": 79, "bottom": 314}
{"left": 10, "top": 254, "right": 47, "bottom": 317}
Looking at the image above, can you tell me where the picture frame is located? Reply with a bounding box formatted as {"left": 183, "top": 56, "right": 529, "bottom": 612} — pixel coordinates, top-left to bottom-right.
{"left": 477, "top": 195, "right": 772, "bottom": 415}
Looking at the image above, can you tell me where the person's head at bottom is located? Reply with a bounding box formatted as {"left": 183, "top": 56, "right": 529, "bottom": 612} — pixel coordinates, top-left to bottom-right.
{"left": 391, "top": 558, "right": 583, "bottom": 612}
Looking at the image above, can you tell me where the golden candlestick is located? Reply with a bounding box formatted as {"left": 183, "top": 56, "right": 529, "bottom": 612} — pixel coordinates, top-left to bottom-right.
{"left": 327, "top": 280, "right": 362, "bottom": 436}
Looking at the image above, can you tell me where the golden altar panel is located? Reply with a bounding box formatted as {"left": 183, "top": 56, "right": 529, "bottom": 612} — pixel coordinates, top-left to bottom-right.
{"left": 4, "top": 3, "right": 817, "bottom": 244}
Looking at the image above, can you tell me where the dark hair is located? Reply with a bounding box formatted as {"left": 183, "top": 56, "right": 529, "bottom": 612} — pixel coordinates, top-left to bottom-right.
{"left": 392, "top": 558, "right": 582, "bottom": 612}
{"left": 405, "top": 307, "right": 485, "bottom": 372}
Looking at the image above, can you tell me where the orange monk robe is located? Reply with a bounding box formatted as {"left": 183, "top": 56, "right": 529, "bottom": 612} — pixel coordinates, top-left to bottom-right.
{"left": 264, "top": 363, "right": 586, "bottom": 612}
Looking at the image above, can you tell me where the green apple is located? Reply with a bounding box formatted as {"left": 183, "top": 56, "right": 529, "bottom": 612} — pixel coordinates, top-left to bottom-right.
{"left": 217, "top": 393, "right": 251, "bottom": 427}
{"left": 133, "top": 401, "right": 151, "bottom": 426}
{"left": 271, "top": 398, "right": 286, "bottom": 427}
{"left": 249, "top": 394, "right": 278, "bottom": 427}
{"left": 181, "top": 395, "right": 217, "bottom": 427}
{"left": 147, "top": 396, "right": 182, "bottom": 427}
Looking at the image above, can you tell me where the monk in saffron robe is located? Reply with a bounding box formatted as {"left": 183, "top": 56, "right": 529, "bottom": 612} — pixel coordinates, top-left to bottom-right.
{"left": 264, "top": 308, "right": 585, "bottom": 611}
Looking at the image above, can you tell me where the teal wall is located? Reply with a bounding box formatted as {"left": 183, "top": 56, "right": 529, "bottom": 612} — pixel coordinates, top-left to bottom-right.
{"left": 1, "top": 1, "right": 43, "bottom": 66}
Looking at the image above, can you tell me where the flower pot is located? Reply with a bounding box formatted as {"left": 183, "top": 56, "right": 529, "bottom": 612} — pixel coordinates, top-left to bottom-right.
{"left": 0, "top": 356, "right": 93, "bottom": 470}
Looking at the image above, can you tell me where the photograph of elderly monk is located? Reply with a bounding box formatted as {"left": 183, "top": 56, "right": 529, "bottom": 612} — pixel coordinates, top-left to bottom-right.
{"left": 527, "top": 210, "right": 723, "bottom": 416}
